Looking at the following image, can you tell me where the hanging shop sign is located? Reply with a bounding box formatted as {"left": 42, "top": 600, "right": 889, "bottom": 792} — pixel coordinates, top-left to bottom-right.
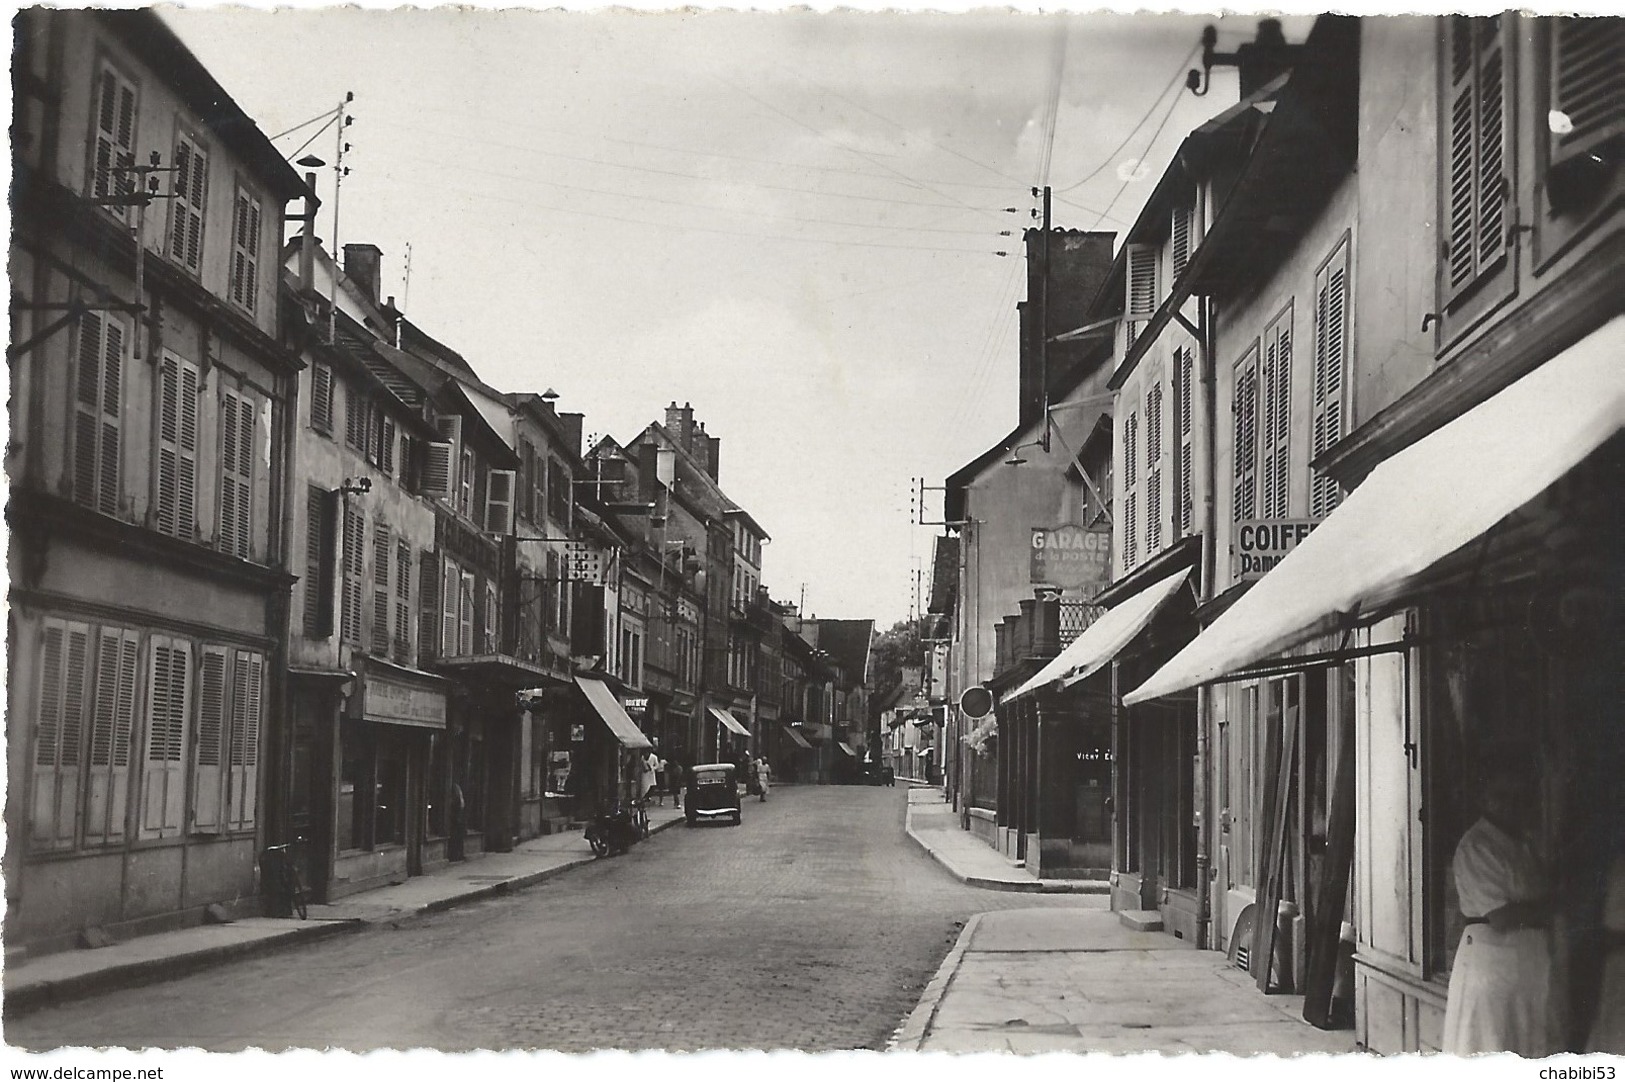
{"left": 1030, "top": 525, "right": 1110, "bottom": 591}
{"left": 1233, "top": 519, "right": 1317, "bottom": 580}
{"left": 625, "top": 696, "right": 649, "bottom": 717}
{"left": 563, "top": 541, "right": 608, "bottom": 584}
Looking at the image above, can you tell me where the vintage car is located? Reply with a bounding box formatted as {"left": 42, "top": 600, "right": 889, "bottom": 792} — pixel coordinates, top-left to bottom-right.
{"left": 685, "top": 762, "right": 742, "bottom": 826}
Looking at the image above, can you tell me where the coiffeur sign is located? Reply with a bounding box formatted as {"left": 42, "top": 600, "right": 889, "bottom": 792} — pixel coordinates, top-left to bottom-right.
{"left": 1031, "top": 525, "right": 1110, "bottom": 592}
{"left": 1233, "top": 519, "right": 1316, "bottom": 580}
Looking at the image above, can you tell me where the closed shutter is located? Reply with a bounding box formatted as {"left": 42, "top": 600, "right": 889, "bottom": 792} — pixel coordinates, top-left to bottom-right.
{"left": 84, "top": 626, "right": 138, "bottom": 845}
{"left": 311, "top": 362, "right": 334, "bottom": 435}
{"left": 380, "top": 416, "right": 396, "bottom": 477}
{"left": 219, "top": 391, "right": 254, "bottom": 558}
{"left": 395, "top": 540, "right": 413, "bottom": 663}
{"left": 1444, "top": 16, "right": 1511, "bottom": 301}
{"left": 459, "top": 447, "right": 475, "bottom": 519}
{"left": 1171, "top": 203, "right": 1193, "bottom": 278}
{"left": 1125, "top": 244, "right": 1158, "bottom": 350}
{"left": 190, "top": 645, "right": 228, "bottom": 833}
{"left": 230, "top": 187, "right": 262, "bottom": 312}
{"left": 345, "top": 384, "right": 367, "bottom": 452}
{"left": 486, "top": 468, "right": 516, "bottom": 534}
{"left": 1233, "top": 350, "right": 1260, "bottom": 522}
{"left": 140, "top": 637, "right": 191, "bottom": 838}
{"left": 1145, "top": 383, "right": 1163, "bottom": 556}
{"left": 31, "top": 620, "right": 91, "bottom": 850}
{"left": 91, "top": 63, "right": 137, "bottom": 213}
{"left": 419, "top": 549, "right": 441, "bottom": 662}
{"left": 1260, "top": 312, "right": 1293, "bottom": 520}
{"left": 304, "top": 485, "right": 337, "bottom": 637}
{"left": 460, "top": 571, "right": 477, "bottom": 656}
{"left": 155, "top": 355, "right": 200, "bottom": 539}
{"left": 340, "top": 503, "right": 365, "bottom": 645}
{"left": 1175, "top": 347, "right": 1195, "bottom": 538}
{"left": 169, "top": 134, "right": 208, "bottom": 272}
{"left": 73, "top": 312, "right": 124, "bottom": 515}
{"left": 485, "top": 580, "right": 500, "bottom": 654}
{"left": 1122, "top": 410, "right": 1139, "bottom": 570}
{"left": 1312, "top": 240, "right": 1351, "bottom": 518}
{"left": 372, "top": 523, "right": 392, "bottom": 654}
{"left": 423, "top": 415, "right": 461, "bottom": 501}
{"left": 226, "top": 651, "right": 263, "bottom": 832}
{"left": 443, "top": 559, "right": 461, "bottom": 657}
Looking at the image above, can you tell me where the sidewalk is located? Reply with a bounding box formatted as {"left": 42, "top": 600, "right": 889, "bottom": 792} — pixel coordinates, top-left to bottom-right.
{"left": 3, "top": 804, "right": 687, "bottom": 1016}
{"left": 891, "top": 908, "right": 1359, "bottom": 1055}
{"left": 904, "top": 787, "right": 1108, "bottom": 894}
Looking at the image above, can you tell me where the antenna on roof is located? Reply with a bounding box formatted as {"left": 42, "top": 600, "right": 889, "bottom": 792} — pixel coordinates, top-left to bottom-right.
{"left": 402, "top": 242, "right": 413, "bottom": 312}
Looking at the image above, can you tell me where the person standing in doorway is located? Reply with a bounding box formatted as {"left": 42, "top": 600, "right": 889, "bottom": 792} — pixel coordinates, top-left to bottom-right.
{"left": 1442, "top": 760, "right": 1561, "bottom": 1056}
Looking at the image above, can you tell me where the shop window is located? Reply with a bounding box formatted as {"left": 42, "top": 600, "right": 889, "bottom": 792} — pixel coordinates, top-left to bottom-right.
{"left": 375, "top": 741, "right": 407, "bottom": 847}
{"left": 426, "top": 732, "right": 448, "bottom": 838}
{"left": 339, "top": 721, "right": 367, "bottom": 851}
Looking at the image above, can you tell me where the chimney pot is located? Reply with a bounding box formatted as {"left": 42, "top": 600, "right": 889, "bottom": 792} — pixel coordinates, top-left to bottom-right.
{"left": 343, "top": 243, "right": 384, "bottom": 308}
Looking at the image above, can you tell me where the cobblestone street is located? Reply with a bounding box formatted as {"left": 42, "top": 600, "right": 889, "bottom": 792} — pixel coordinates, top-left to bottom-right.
{"left": 10, "top": 786, "right": 1099, "bottom": 1052}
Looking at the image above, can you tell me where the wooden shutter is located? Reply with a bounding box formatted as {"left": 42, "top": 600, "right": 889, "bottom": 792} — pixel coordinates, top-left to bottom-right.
{"left": 73, "top": 312, "right": 123, "bottom": 515}
{"left": 459, "top": 447, "right": 475, "bottom": 519}
{"left": 341, "top": 502, "right": 365, "bottom": 645}
{"left": 344, "top": 383, "right": 366, "bottom": 451}
{"left": 141, "top": 637, "right": 190, "bottom": 838}
{"left": 84, "top": 626, "right": 139, "bottom": 845}
{"left": 91, "top": 63, "right": 137, "bottom": 214}
{"left": 1175, "top": 347, "right": 1195, "bottom": 538}
{"left": 486, "top": 468, "right": 516, "bottom": 535}
{"left": 219, "top": 390, "right": 254, "bottom": 558}
{"left": 485, "top": 580, "right": 500, "bottom": 654}
{"left": 372, "top": 522, "right": 393, "bottom": 654}
{"left": 169, "top": 133, "right": 207, "bottom": 273}
{"left": 1145, "top": 383, "right": 1163, "bottom": 555}
{"left": 419, "top": 549, "right": 441, "bottom": 662}
{"left": 1171, "top": 203, "right": 1193, "bottom": 278}
{"left": 443, "top": 559, "right": 461, "bottom": 657}
{"left": 304, "top": 485, "right": 337, "bottom": 638}
{"left": 1122, "top": 410, "right": 1139, "bottom": 570}
{"left": 1125, "top": 243, "right": 1158, "bottom": 349}
{"left": 31, "top": 619, "right": 91, "bottom": 850}
{"left": 155, "top": 355, "right": 199, "bottom": 539}
{"left": 395, "top": 539, "right": 413, "bottom": 662}
{"left": 1549, "top": 18, "right": 1624, "bottom": 171}
{"left": 460, "top": 570, "right": 477, "bottom": 655}
{"left": 1312, "top": 241, "right": 1351, "bottom": 519}
{"left": 1444, "top": 16, "right": 1511, "bottom": 301}
{"left": 1233, "top": 349, "right": 1260, "bottom": 522}
{"left": 380, "top": 416, "right": 396, "bottom": 477}
{"left": 230, "top": 187, "right": 262, "bottom": 312}
{"left": 226, "top": 651, "right": 263, "bottom": 832}
{"left": 1260, "top": 312, "right": 1293, "bottom": 520}
{"left": 423, "top": 415, "right": 460, "bottom": 500}
{"left": 311, "top": 362, "right": 334, "bottom": 435}
{"left": 190, "top": 645, "right": 228, "bottom": 834}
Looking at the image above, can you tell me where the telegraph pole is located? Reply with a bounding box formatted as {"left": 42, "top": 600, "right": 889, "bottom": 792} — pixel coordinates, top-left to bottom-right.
{"left": 1039, "top": 184, "right": 1052, "bottom": 452}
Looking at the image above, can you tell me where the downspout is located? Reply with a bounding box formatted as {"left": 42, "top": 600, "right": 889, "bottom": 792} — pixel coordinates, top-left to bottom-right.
{"left": 270, "top": 354, "right": 300, "bottom": 856}
{"left": 1194, "top": 293, "right": 1218, "bottom": 950}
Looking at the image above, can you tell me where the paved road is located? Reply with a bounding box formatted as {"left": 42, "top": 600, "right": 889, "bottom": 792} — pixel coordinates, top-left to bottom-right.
{"left": 11, "top": 785, "right": 1100, "bottom": 1052}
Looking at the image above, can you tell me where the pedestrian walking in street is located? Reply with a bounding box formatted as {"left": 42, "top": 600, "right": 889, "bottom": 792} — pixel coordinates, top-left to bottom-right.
{"left": 1442, "top": 759, "right": 1560, "bottom": 1056}
{"left": 640, "top": 748, "right": 660, "bottom": 804}
{"left": 666, "top": 757, "right": 683, "bottom": 807}
{"left": 755, "top": 756, "right": 771, "bottom": 801}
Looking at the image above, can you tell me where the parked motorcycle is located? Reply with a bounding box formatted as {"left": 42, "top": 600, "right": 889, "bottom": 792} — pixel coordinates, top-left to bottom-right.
{"left": 585, "top": 804, "right": 644, "bottom": 857}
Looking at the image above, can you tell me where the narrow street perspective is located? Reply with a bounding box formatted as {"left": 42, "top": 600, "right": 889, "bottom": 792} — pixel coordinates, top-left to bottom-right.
{"left": 6, "top": 4, "right": 1622, "bottom": 1068}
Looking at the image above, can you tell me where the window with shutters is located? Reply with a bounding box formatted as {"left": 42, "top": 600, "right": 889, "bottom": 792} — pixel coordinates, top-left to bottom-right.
{"left": 1539, "top": 17, "right": 1624, "bottom": 247}
{"left": 1260, "top": 307, "right": 1294, "bottom": 520}
{"left": 85, "top": 626, "right": 139, "bottom": 845}
{"left": 303, "top": 485, "right": 337, "bottom": 638}
{"left": 311, "top": 362, "right": 335, "bottom": 436}
{"left": 345, "top": 384, "right": 371, "bottom": 456}
{"left": 1438, "top": 15, "right": 1516, "bottom": 339}
{"left": 140, "top": 636, "right": 191, "bottom": 839}
{"left": 548, "top": 457, "right": 570, "bottom": 524}
{"left": 486, "top": 468, "right": 515, "bottom": 534}
{"left": 89, "top": 61, "right": 138, "bottom": 221}
{"left": 425, "top": 415, "right": 460, "bottom": 502}
{"left": 341, "top": 502, "right": 365, "bottom": 646}
{"left": 379, "top": 416, "right": 396, "bottom": 476}
{"left": 72, "top": 311, "right": 125, "bottom": 516}
{"left": 419, "top": 549, "right": 440, "bottom": 662}
{"left": 484, "top": 580, "right": 500, "bottom": 654}
{"left": 191, "top": 646, "right": 228, "bottom": 834}
{"left": 1173, "top": 347, "right": 1195, "bottom": 539}
{"left": 518, "top": 439, "right": 535, "bottom": 522}
{"left": 372, "top": 523, "right": 392, "bottom": 655}
{"left": 459, "top": 446, "right": 476, "bottom": 520}
{"left": 1122, "top": 408, "right": 1140, "bottom": 570}
{"left": 1311, "top": 239, "right": 1351, "bottom": 519}
{"left": 152, "top": 354, "right": 200, "bottom": 541}
{"left": 229, "top": 185, "right": 262, "bottom": 314}
{"left": 1125, "top": 244, "right": 1158, "bottom": 351}
{"left": 1233, "top": 345, "right": 1261, "bottom": 523}
{"left": 169, "top": 130, "right": 208, "bottom": 274}
{"left": 31, "top": 619, "right": 91, "bottom": 851}
{"left": 1170, "top": 202, "right": 1194, "bottom": 279}
{"left": 218, "top": 389, "right": 255, "bottom": 558}
{"left": 1145, "top": 383, "right": 1164, "bottom": 556}
{"left": 461, "top": 570, "right": 477, "bottom": 656}
{"left": 395, "top": 540, "right": 413, "bottom": 664}
{"left": 225, "top": 650, "right": 263, "bottom": 833}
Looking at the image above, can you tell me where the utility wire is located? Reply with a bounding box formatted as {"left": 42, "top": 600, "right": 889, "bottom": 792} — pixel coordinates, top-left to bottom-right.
{"left": 1089, "top": 64, "right": 1190, "bottom": 232}
{"left": 1055, "top": 42, "right": 1199, "bottom": 195}
{"left": 288, "top": 114, "right": 339, "bottom": 162}
{"left": 270, "top": 106, "right": 339, "bottom": 141}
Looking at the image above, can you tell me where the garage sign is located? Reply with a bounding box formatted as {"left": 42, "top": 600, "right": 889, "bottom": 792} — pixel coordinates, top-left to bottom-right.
{"left": 1030, "top": 525, "right": 1110, "bottom": 591}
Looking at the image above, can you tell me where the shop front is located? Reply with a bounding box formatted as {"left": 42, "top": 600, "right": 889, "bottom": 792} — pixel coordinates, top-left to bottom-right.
{"left": 327, "top": 658, "right": 447, "bottom": 900}
{"left": 1125, "top": 321, "right": 1625, "bottom": 1052}
{"left": 572, "top": 675, "right": 654, "bottom": 813}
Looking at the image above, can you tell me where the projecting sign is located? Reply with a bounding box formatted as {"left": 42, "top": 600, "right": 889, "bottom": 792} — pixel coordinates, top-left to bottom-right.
{"left": 1030, "top": 525, "right": 1110, "bottom": 592}
{"left": 1233, "top": 519, "right": 1317, "bottom": 580}
{"left": 563, "top": 541, "right": 608, "bottom": 584}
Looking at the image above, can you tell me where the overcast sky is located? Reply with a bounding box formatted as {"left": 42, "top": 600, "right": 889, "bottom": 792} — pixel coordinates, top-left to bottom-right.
{"left": 159, "top": 4, "right": 1305, "bottom": 628}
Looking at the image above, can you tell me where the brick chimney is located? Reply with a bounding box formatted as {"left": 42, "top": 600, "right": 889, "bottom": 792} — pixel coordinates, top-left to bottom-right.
{"left": 343, "top": 243, "right": 383, "bottom": 308}
{"left": 699, "top": 423, "right": 720, "bottom": 481}
{"left": 665, "top": 401, "right": 695, "bottom": 452}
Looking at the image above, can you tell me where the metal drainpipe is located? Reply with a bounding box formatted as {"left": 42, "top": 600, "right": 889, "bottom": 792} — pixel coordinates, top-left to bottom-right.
{"left": 1194, "top": 294, "right": 1218, "bottom": 950}
{"left": 271, "top": 362, "right": 299, "bottom": 851}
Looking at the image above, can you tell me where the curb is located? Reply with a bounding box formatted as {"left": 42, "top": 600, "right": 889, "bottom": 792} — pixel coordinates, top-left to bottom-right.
{"left": 5, "top": 814, "right": 691, "bottom": 1014}
{"left": 3, "top": 918, "right": 361, "bottom": 1018}
{"left": 904, "top": 808, "right": 1110, "bottom": 895}
{"left": 887, "top": 912, "right": 984, "bottom": 1051}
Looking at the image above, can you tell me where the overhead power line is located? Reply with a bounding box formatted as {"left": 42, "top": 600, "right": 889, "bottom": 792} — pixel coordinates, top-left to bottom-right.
{"left": 1055, "top": 42, "right": 1199, "bottom": 196}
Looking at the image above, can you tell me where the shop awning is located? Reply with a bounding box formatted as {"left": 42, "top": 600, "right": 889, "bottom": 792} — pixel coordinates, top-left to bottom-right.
{"left": 1004, "top": 567, "right": 1194, "bottom": 704}
{"left": 1126, "top": 315, "right": 1625, "bottom": 705}
{"left": 836, "top": 741, "right": 857, "bottom": 757}
{"left": 576, "top": 676, "right": 653, "bottom": 750}
{"left": 434, "top": 652, "right": 554, "bottom": 688}
{"left": 782, "top": 725, "right": 813, "bottom": 750}
{"left": 707, "top": 705, "right": 751, "bottom": 737}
